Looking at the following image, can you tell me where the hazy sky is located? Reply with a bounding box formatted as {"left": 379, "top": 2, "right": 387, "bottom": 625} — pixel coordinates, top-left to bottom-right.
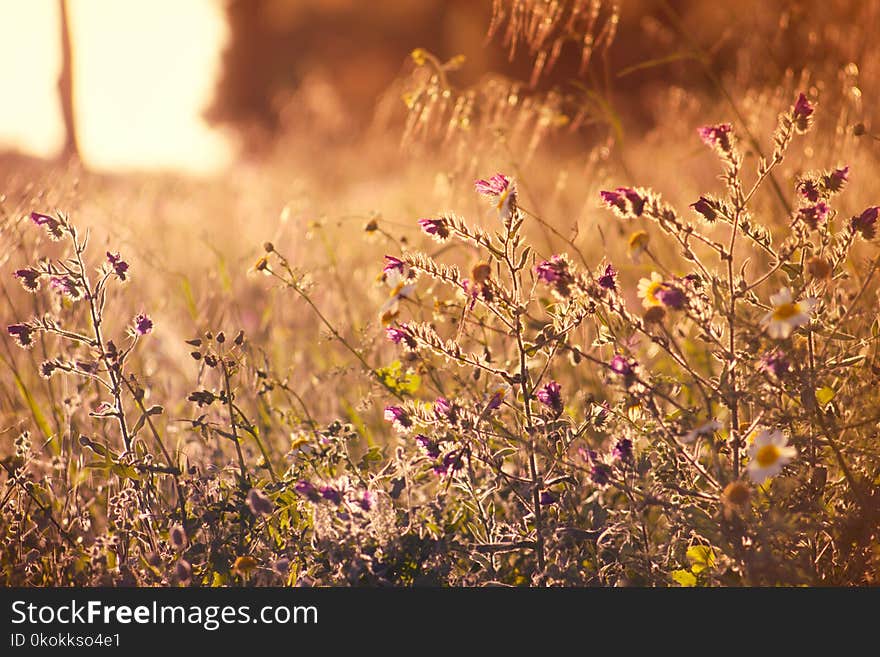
{"left": 0, "top": 0, "right": 232, "bottom": 173}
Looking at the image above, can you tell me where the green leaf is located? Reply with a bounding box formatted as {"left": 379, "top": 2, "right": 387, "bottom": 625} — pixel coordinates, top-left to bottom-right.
{"left": 179, "top": 277, "right": 199, "bottom": 320}
{"left": 672, "top": 569, "right": 697, "bottom": 587}
{"left": 686, "top": 545, "right": 716, "bottom": 573}
{"left": 781, "top": 263, "right": 801, "bottom": 280}
{"left": 592, "top": 325, "right": 614, "bottom": 347}
{"left": 617, "top": 51, "right": 702, "bottom": 78}
{"left": 376, "top": 360, "right": 421, "bottom": 396}
{"left": 359, "top": 445, "right": 384, "bottom": 470}
{"left": 815, "top": 386, "right": 835, "bottom": 407}
{"left": 828, "top": 355, "right": 865, "bottom": 369}
{"left": 11, "top": 370, "right": 53, "bottom": 444}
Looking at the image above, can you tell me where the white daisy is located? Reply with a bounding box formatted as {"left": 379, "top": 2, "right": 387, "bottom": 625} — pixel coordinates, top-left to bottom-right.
{"left": 379, "top": 269, "right": 415, "bottom": 323}
{"left": 637, "top": 272, "right": 665, "bottom": 308}
{"left": 761, "top": 287, "right": 817, "bottom": 339}
{"left": 747, "top": 429, "right": 797, "bottom": 483}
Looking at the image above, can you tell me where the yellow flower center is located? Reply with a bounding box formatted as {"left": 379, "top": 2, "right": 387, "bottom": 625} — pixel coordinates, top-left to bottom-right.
{"left": 628, "top": 230, "right": 649, "bottom": 250}
{"left": 755, "top": 444, "right": 780, "bottom": 467}
{"left": 495, "top": 188, "right": 512, "bottom": 211}
{"left": 644, "top": 280, "right": 663, "bottom": 305}
{"left": 390, "top": 281, "right": 405, "bottom": 297}
{"left": 772, "top": 302, "right": 801, "bottom": 320}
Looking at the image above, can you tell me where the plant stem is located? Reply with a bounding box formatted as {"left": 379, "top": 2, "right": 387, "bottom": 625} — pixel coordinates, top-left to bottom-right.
{"left": 222, "top": 362, "right": 249, "bottom": 487}
{"left": 504, "top": 213, "right": 545, "bottom": 574}
{"left": 72, "top": 230, "right": 132, "bottom": 453}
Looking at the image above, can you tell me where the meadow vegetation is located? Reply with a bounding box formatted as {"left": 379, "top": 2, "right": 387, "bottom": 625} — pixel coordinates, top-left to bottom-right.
{"left": 2, "top": 0, "right": 879, "bottom": 586}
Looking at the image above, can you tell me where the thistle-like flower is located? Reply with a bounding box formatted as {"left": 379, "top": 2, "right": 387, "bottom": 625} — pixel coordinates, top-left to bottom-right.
{"left": 600, "top": 187, "right": 646, "bottom": 218}
{"left": 597, "top": 263, "right": 617, "bottom": 291}
{"left": 417, "top": 217, "right": 451, "bottom": 242}
{"left": 609, "top": 354, "right": 635, "bottom": 378}
{"left": 7, "top": 323, "right": 35, "bottom": 349}
{"left": 797, "top": 202, "right": 830, "bottom": 230}
{"left": 792, "top": 93, "right": 814, "bottom": 133}
{"left": 383, "top": 255, "right": 405, "bottom": 275}
{"left": 13, "top": 268, "right": 41, "bottom": 293}
{"left": 133, "top": 313, "right": 153, "bottom": 336}
{"left": 536, "top": 380, "right": 563, "bottom": 416}
{"left": 474, "top": 173, "right": 516, "bottom": 220}
{"left": 697, "top": 123, "right": 734, "bottom": 154}
{"left": 107, "top": 251, "right": 129, "bottom": 281}
{"left": 851, "top": 206, "right": 878, "bottom": 240}
{"left": 30, "top": 212, "right": 64, "bottom": 240}
{"left": 384, "top": 405, "right": 412, "bottom": 430}
{"left": 535, "top": 255, "right": 574, "bottom": 298}
{"left": 690, "top": 196, "right": 718, "bottom": 222}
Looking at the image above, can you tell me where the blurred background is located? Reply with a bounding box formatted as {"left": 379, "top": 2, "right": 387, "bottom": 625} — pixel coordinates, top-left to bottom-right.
{"left": 2, "top": 0, "right": 877, "bottom": 174}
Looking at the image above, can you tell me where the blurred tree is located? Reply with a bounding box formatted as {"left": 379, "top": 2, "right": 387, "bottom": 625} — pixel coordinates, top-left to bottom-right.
{"left": 58, "top": 0, "right": 79, "bottom": 161}
{"left": 205, "top": 0, "right": 494, "bottom": 145}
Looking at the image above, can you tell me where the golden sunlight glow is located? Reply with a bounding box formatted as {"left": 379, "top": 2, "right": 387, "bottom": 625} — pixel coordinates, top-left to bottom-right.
{"left": 0, "top": 0, "right": 232, "bottom": 173}
{"left": 0, "top": 0, "right": 64, "bottom": 157}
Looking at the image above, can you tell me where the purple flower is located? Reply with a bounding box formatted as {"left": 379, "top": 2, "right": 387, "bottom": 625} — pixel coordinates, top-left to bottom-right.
{"left": 597, "top": 263, "right": 617, "bottom": 291}
{"left": 691, "top": 196, "right": 717, "bottom": 222}
{"left": 133, "top": 313, "right": 153, "bottom": 336}
{"left": 49, "top": 276, "right": 82, "bottom": 300}
{"left": 797, "top": 179, "right": 821, "bottom": 202}
{"left": 655, "top": 284, "right": 687, "bottom": 310}
{"left": 486, "top": 388, "right": 505, "bottom": 411}
{"left": 294, "top": 480, "right": 321, "bottom": 502}
{"left": 386, "top": 325, "right": 415, "bottom": 348}
{"left": 793, "top": 93, "right": 814, "bottom": 132}
{"left": 433, "top": 397, "right": 456, "bottom": 423}
{"left": 851, "top": 206, "right": 879, "bottom": 240}
{"left": 415, "top": 434, "right": 441, "bottom": 459}
{"left": 106, "top": 251, "right": 129, "bottom": 281}
{"left": 698, "top": 123, "right": 733, "bottom": 152}
{"left": 760, "top": 350, "right": 789, "bottom": 378}
{"left": 39, "top": 360, "right": 58, "bottom": 378}
{"left": 590, "top": 461, "right": 612, "bottom": 487}
{"left": 825, "top": 166, "right": 849, "bottom": 193}
{"left": 474, "top": 173, "right": 512, "bottom": 197}
{"left": 609, "top": 355, "right": 635, "bottom": 378}
{"left": 417, "top": 217, "right": 450, "bottom": 241}
{"left": 535, "top": 255, "right": 574, "bottom": 297}
{"left": 600, "top": 187, "right": 646, "bottom": 217}
{"left": 536, "top": 380, "right": 563, "bottom": 416}
{"left": 246, "top": 488, "right": 274, "bottom": 516}
{"left": 798, "top": 202, "right": 830, "bottom": 230}
{"left": 384, "top": 405, "right": 412, "bottom": 429}
{"left": 383, "top": 255, "right": 405, "bottom": 275}
{"left": 612, "top": 438, "right": 633, "bottom": 463}
{"left": 357, "top": 491, "right": 373, "bottom": 511}
{"left": 433, "top": 451, "right": 463, "bottom": 477}
{"left": 539, "top": 490, "right": 557, "bottom": 505}
{"left": 7, "top": 323, "right": 35, "bottom": 349}
{"left": 30, "top": 212, "right": 64, "bottom": 240}
{"left": 320, "top": 486, "right": 342, "bottom": 505}
{"left": 13, "top": 268, "right": 41, "bottom": 293}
